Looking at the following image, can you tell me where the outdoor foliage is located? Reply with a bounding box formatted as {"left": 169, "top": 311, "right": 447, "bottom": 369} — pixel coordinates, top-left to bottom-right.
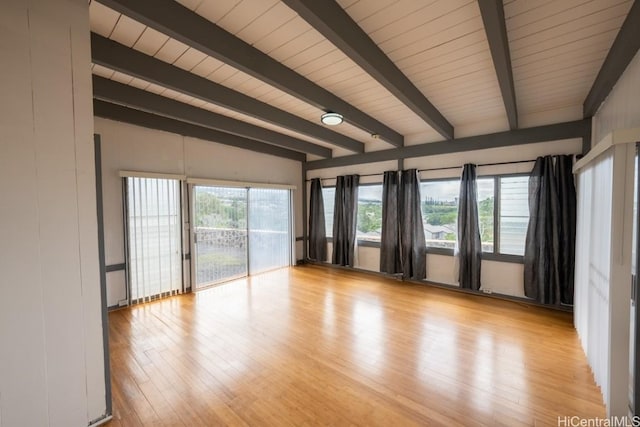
{"left": 195, "top": 191, "right": 246, "bottom": 228}
{"left": 357, "top": 201, "right": 382, "bottom": 233}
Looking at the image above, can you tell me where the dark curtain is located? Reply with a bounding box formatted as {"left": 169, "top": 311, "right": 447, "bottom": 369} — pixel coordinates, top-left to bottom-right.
{"left": 380, "top": 171, "right": 401, "bottom": 274}
{"left": 399, "top": 169, "right": 426, "bottom": 280}
{"left": 524, "top": 155, "right": 576, "bottom": 305}
{"left": 555, "top": 155, "right": 576, "bottom": 305}
{"left": 457, "top": 164, "right": 482, "bottom": 290}
{"left": 332, "top": 175, "right": 359, "bottom": 267}
{"left": 308, "top": 178, "right": 327, "bottom": 262}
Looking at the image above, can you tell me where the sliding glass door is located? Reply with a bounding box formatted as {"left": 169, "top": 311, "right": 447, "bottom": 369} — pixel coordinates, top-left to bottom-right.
{"left": 193, "top": 186, "right": 248, "bottom": 288}
{"left": 125, "top": 177, "right": 183, "bottom": 303}
{"left": 248, "top": 188, "right": 292, "bottom": 274}
{"left": 192, "top": 185, "right": 292, "bottom": 289}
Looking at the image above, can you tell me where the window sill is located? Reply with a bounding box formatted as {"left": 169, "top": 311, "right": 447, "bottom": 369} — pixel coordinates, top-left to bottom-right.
{"left": 325, "top": 238, "right": 524, "bottom": 264}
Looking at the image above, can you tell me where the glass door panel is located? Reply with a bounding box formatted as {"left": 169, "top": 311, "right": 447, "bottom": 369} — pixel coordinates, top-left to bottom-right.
{"left": 193, "top": 186, "right": 248, "bottom": 288}
{"left": 248, "top": 188, "right": 291, "bottom": 274}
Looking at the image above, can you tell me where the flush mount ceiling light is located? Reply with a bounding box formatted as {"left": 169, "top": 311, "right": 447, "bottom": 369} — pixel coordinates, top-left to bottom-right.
{"left": 321, "top": 112, "right": 343, "bottom": 126}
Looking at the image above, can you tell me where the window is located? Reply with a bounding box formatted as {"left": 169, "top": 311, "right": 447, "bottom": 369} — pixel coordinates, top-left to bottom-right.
{"left": 420, "top": 180, "right": 459, "bottom": 249}
{"left": 498, "top": 176, "right": 529, "bottom": 255}
{"left": 317, "top": 174, "right": 531, "bottom": 259}
{"left": 419, "top": 175, "right": 529, "bottom": 258}
{"left": 356, "top": 184, "right": 383, "bottom": 242}
{"left": 477, "top": 178, "right": 495, "bottom": 252}
{"left": 322, "top": 187, "right": 335, "bottom": 237}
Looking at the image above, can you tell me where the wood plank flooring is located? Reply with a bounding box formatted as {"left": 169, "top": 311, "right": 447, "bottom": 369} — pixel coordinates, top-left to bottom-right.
{"left": 106, "top": 264, "right": 605, "bottom": 426}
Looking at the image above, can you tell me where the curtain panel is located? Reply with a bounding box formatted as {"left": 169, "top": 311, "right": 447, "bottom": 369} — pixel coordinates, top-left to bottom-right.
{"left": 399, "top": 169, "right": 426, "bottom": 280}
{"left": 524, "top": 155, "right": 576, "bottom": 305}
{"left": 380, "top": 171, "right": 402, "bottom": 274}
{"left": 457, "top": 164, "right": 482, "bottom": 290}
{"left": 332, "top": 175, "right": 359, "bottom": 267}
{"left": 308, "top": 178, "right": 327, "bottom": 262}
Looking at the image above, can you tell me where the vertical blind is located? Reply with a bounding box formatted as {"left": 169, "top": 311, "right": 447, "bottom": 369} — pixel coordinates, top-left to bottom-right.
{"left": 574, "top": 151, "right": 613, "bottom": 405}
{"left": 248, "top": 188, "right": 291, "bottom": 274}
{"left": 126, "top": 177, "right": 183, "bottom": 303}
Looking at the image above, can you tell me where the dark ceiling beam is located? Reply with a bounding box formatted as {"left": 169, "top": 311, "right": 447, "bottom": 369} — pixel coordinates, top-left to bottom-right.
{"left": 306, "top": 118, "right": 591, "bottom": 170}
{"left": 95, "top": 0, "right": 404, "bottom": 147}
{"left": 281, "top": 0, "right": 453, "bottom": 140}
{"left": 94, "top": 100, "right": 306, "bottom": 162}
{"left": 478, "top": 0, "right": 518, "bottom": 130}
{"left": 583, "top": 0, "right": 640, "bottom": 117}
{"left": 92, "top": 76, "right": 332, "bottom": 158}
{"left": 91, "top": 33, "right": 364, "bottom": 154}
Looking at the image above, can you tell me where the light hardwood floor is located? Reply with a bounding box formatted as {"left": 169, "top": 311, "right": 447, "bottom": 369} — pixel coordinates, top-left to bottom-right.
{"left": 106, "top": 265, "right": 604, "bottom": 426}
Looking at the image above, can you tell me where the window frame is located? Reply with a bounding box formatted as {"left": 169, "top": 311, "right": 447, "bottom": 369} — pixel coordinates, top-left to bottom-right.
{"left": 321, "top": 183, "right": 385, "bottom": 247}
{"left": 355, "top": 182, "right": 384, "bottom": 245}
{"left": 318, "top": 173, "right": 529, "bottom": 264}
{"left": 420, "top": 177, "right": 460, "bottom": 253}
{"left": 420, "top": 173, "right": 528, "bottom": 264}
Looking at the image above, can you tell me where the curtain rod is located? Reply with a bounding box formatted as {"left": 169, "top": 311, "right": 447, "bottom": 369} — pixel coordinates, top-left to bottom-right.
{"left": 306, "top": 158, "right": 541, "bottom": 181}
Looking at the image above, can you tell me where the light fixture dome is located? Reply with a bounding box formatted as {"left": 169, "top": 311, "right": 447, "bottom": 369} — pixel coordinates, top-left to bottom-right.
{"left": 321, "top": 112, "right": 343, "bottom": 126}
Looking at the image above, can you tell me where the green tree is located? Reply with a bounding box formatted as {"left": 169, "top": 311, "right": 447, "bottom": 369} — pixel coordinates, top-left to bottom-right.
{"left": 478, "top": 196, "right": 494, "bottom": 243}
{"left": 195, "top": 192, "right": 225, "bottom": 227}
{"left": 357, "top": 202, "right": 382, "bottom": 233}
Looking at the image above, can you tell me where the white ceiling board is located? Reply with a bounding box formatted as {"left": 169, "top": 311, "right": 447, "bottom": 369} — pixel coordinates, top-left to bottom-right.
{"left": 283, "top": 40, "right": 337, "bottom": 72}
{"left": 508, "top": 0, "right": 632, "bottom": 118}
{"left": 216, "top": 0, "right": 280, "bottom": 36}
{"left": 396, "top": 33, "right": 487, "bottom": 72}
{"left": 128, "top": 77, "right": 151, "bottom": 91}
{"left": 153, "top": 38, "right": 190, "bottom": 64}
{"left": 235, "top": 2, "right": 298, "bottom": 44}
{"left": 252, "top": 15, "right": 312, "bottom": 54}
{"left": 87, "top": 0, "right": 634, "bottom": 154}
{"left": 268, "top": 29, "right": 326, "bottom": 65}
{"left": 133, "top": 27, "right": 170, "bottom": 57}
{"left": 89, "top": 2, "right": 120, "bottom": 37}
{"left": 340, "top": 0, "right": 400, "bottom": 24}
{"left": 109, "top": 14, "right": 145, "bottom": 48}
{"left": 110, "top": 71, "right": 134, "bottom": 85}
{"left": 506, "top": 0, "right": 629, "bottom": 29}
{"left": 190, "top": 56, "right": 225, "bottom": 78}
{"left": 509, "top": 14, "right": 628, "bottom": 55}
{"left": 173, "top": 48, "right": 209, "bottom": 72}
{"left": 352, "top": 0, "right": 439, "bottom": 33}
{"left": 91, "top": 66, "right": 347, "bottom": 151}
{"left": 193, "top": 0, "right": 242, "bottom": 23}
{"left": 187, "top": 98, "right": 208, "bottom": 108}
{"left": 145, "top": 82, "right": 168, "bottom": 95}
{"left": 91, "top": 63, "right": 115, "bottom": 79}
{"left": 372, "top": 1, "right": 478, "bottom": 52}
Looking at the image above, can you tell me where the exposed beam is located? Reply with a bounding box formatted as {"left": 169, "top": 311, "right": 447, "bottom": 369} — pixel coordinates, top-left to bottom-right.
{"left": 583, "top": 0, "right": 640, "bottom": 117}
{"left": 478, "top": 0, "right": 518, "bottom": 130}
{"left": 93, "top": 100, "right": 306, "bottom": 162}
{"left": 95, "top": 0, "right": 404, "bottom": 147}
{"left": 306, "top": 119, "right": 591, "bottom": 170}
{"left": 92, "top": 76, "right": 332, "bottom": 158}
{"left": 91, "top": 33, "right": 364, "bottom": 154}
{"left": 282, "top": 0, "right": 453, "bottom": 140}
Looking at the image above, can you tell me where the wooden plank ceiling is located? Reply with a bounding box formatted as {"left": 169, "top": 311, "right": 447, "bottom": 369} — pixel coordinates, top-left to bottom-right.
{"left": 89, "top": 0, "right": 635, "bottom": 160}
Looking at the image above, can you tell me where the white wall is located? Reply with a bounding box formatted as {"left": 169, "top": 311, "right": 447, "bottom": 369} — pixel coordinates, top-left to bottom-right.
{"left": 309, "top": 138, "right": 582, "bottom": 299}
{"left": 0, "top": 1, "right": 106, "bottom": 425}
{"left": 593, "top": 50, "right": 640, "bottom": 144}
{"left": 95, "top": 118, "right": 303, "bottom": 307}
